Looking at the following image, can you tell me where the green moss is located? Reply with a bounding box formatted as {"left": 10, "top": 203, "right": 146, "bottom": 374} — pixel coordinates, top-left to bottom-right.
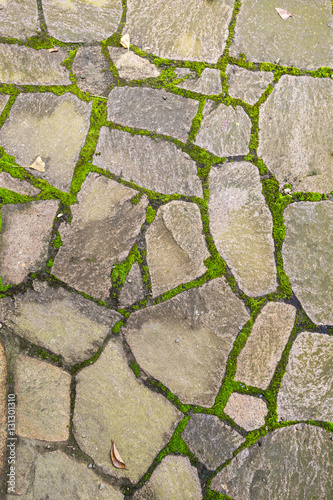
{"left": 52, "top": 231, "right": 63, "bottom": 249}
{"left": 112, "top": 320, "right": 124, "bottom": 334}
{"left": 145, "top": 205, "right": 156, "bottom": 223}
{"left": 130, "top": 191, "right": 142, "bottom": 205}
{"left": 111, "top": 244, "right": 141, "bottom": 289}
{"left": 148, "top": 378, "right": 191, "bottom": 414}
{"left": 188, "top": 99, "right": 205, "bottom": 142}
{"left": 129, "top": 361, "right": 141, "bottom": 378}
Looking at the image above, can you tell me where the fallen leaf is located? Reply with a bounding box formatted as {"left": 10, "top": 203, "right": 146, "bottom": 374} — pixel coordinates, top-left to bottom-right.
{"left": 120, "top": 34, "right": 130, "bottom": 49}
{"left": 48, "top": 47, "right": 58, "bottom": 53}
{"left": 110, "top": 441, "right": 126, "bottom": 469}
{"left": 275, "top": 7, "right": 293, "bottom": 20}
{"left": 24, "top": 156, "right": 45, "bottom": 172}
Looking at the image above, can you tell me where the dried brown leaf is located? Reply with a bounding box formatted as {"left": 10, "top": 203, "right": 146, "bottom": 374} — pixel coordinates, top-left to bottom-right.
{"left": 120, "top": 34, "right": 130, "bottom": 49}
{"left": 275, "top": 7, "right": 293, "bottom": 20}
{"left": 48, "top": 48, "right": 58, "bottom": 53}
{"left": 110, "top": 441, "right": 126, "bottom": 469}
{"left": 25, "top": 156, "right": 45, "bottom": 172}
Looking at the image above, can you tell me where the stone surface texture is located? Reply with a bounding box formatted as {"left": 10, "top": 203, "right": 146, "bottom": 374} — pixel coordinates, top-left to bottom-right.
{"left": 0, "top": 172, "right": 40, "bottom": 196}
{"left": 119, "top": 261, "right": 145, "bottom": 307}
{"left": 224, "top": 393, "right": 267, "bottom": 431}
{"left": 0, "top": 340, "right": 6, "bottom": 478}
{"left": 6, "top": 439, "right": 38, "bottom": 496}
{"left": 178, "top": 68, "right": 222, "bottom": 95}
{"left": 0, "top": 0, "right": 38, "bottom": 39}
{"left": 0, "top": 95, "right": 9, "bottom": 114}
{"left": 108, "top": 48, "right": 161, "bottom": 80}
{"left": 72, "top": 46, "right": 113, "bottom": 96}
{"left": 226, "top": 65, "right": 274, "bottom": 104}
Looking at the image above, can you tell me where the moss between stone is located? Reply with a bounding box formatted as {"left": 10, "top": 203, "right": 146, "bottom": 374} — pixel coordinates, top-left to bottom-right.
{"left": 145, "top": 205, "right": 156, "bottom": 223}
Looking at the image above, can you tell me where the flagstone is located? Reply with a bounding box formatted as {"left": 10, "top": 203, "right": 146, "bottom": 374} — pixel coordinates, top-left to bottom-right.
{"left": 177, "top": 68, "right": 222, "bottom": 95}
{"left": 226, "top": 65, "right": 274, "bottom": 105}
{"left": 0, "top": 172, "right": 40, "bottom": 197}
{"left": 0, "top": 0, "right": 39, "bottom": 39}
{"left": 0, "top": 339, "right": 6, "bottom": 478}
{"left": 224, "top": 393, "right": 267, "bottom": 431}
{"left": 119, "top": 262, "right": 145, "bottom": 307}
{"left": 108, "top": 48, "right": 161, "bottom": 80}
{"left": 72, "top": 46, "right": 113, "bottom": 96}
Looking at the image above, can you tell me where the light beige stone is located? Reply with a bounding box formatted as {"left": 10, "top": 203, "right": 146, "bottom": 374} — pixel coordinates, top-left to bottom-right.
{"left": 178, "top": 68, "right": 222, "bottom": 95}
{"left": 278, "top": 332, "right": 333, "bottom": 422}
{"left": 119, "top": 262, "right": 145, "bottom": 307}
{"left": 72, "top": 46, "right": 113, "bottom": 96}
{"left": 108, "top": 48, "right": 161, "bottom": 80}
{"left": 0, "top": 0, "right": 39, "bottom": 39}
{"left": 73, "top": 338, "right": 182, "bottom": 483}
{"left": 209, "top": 163, "right": 277, "bottom": 297}
{"left": 6, "top": 439, "right": 38, "bottom": 496}
{"left": 0, "top": 95, "right": 9, "bottom": 113}
{"left": 235, "top": 302, "right": 296, "bottom": 389}
{"left": 0, "top": 339, "right": 6, "bottom": 477}
{"left": 224, "top": 393, "right": 267, "bottom": 431}
{"left": 124, "top": 278, "right": 250, "bottom": 406}
{"left": 0, "top": 172, "right": 40, "bottom": 196}
{"left": 226, "top": 65, "right": 273, "bottom": 105}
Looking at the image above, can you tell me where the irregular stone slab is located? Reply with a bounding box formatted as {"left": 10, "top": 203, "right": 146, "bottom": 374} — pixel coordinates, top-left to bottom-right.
{"left": 119, "top": 262, "right": 145, "bottom": 307}
{"left": 258, "top": 76, "right": 333, "bottom": 193}
{"left": 108, "top": 87, "right": 198, "bottom": 142}
{"left": 125, "top": 0, "right": 233, "bottom": 63}
{"left": 283, "top": 201, "right": 333, "bottom": 325}
{"left": 0, "top": 172, "right": 40, "bottom": 196}
{"left": 0, "top": 340, "right": 6, "bottom": 478}
{"left": 278, "top": 332, "right": 333, "bottom": 422}
{"left": 15, "top": 355, "right": 71, "bottom": 441}
{"left": 0, "top": 94, "right": 9, "bottom": 113}
{"left": 124, "top": 278, "right": 250, "bottom": 406}
{"left": 174, "top": 68, "right": 196, "bottom": 79}
{"left": 7, "top": 439, "right": 38, "bottom": 496}
{"left": 0, "top": 93, "right": 92, "bottom": 192}
{"left": 94, "top": 128, "right": 202, "bottom": 197}
{"left": 182, "top": 415, "right": 245, "bottom": 470}
{"left": 72, "top": 46, "right": 113, "bottom": 96}
{"left": 73, "top": 338, "right": 182, "bottom": 483}
{"left": 229, "top": 0, "right": 333, "bottom": 70}
{"left": 211, "top": 424, "right": 333, "bottom": 499}
{"left": 226, "top": 65, "right": 273, "bottom": 105}
{"left": 53, "top": 173, "right": 148, "bottom": 300}
{"left": 42, "top": 0, "right": 123, "bottom": 43}
{"left": 1, "top": 282, "right": 121, "bottom": 365}
{"left": 0, "top": 200, "right": 58, "bottom": 285}
{"left": 108, "top": 48, "right": 161, "bottom": 80}
{"left": 132, "top": 456, "right": 202, "bottom": 499}
{"left": 235, "top": 302, "right": 296, "bottom": 389}
{"left": 224, "top": 393, "right": 267, "bottom": 431}
{"left": 178, "top": 68, "right": 222, "bottom": 95}
{"left": 0, "top": 0, "right": 38, "bottom": 39}
{"left": 146, "top": 201, "right": 209, "bottom": 296}
{"left": 209, "top": 163, "right": 277, "bottom": 296}
{"left": 195, "top": 101, "right": 251, "bottom": 157}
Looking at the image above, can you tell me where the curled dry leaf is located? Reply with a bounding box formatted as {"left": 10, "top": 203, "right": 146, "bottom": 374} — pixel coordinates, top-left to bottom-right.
{"left": 25, "top": 156, "right": 45, "bottom": 172}
{"left": 48, "top": 47, "right": 58, "bottom": 53}
{"left": 275, "top": 7, "right": 293, "bottom": 20}
{"left": 110, "top": 441, "right": 126, "bottom": 469}
{"left": 120, "top": 34, "right": 130, "bottom": 49}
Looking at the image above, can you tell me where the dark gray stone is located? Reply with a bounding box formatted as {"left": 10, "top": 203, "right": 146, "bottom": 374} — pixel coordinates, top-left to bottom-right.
{"left": 72, "top": 46, "right": 113, "bottom": 96}
{"left": 119, "top": 262, "right": 145, "bottom": 307}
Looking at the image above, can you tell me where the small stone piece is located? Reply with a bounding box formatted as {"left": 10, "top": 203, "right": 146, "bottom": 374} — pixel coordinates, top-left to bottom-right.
{"left": 146, "top": 201, "right": 209, "bottom": 296}
{"left": 182, "top": 414, "right": 245, "bottom": 470}
{"left": 209, "top": 163, "right": 277, "bottom": 297}
{"left": 119, "top": 262, "right": 145, "bottom": 307}
{"left": 72, "top": 47, "right": 113, "bottom": 96}
{"left": 178, "top": 68, "right": 222, "bottom": 95}
{"left": 0, "top": 172, "right": 40, "bottom": 196}
{"left": 0, "top": 0, "right": 39, "bottom": 39}
{"left": 0, "top": 200, "right": 58, "bottom": 285}
{"left": 174, "top": 68, "right": 195, "bottom": 79}
{"left": 235, "top": 302, "right": 296, "bottom": 389}
{"left": 15, "top": 355, "right": 71, "bottom": 441}
{"left": 195, "top": 101, "right": 251, "bottom": 157}
{"left": 132, "top": 456, "right": 202, "bottom": 499}
{"left": 278, "top": 332, "right": 333, "bottom": 422}
{"left": 0, "top": 95, "right": 9, "bottom": 114}
{"left": 224, "top": 393, "right": 267, "bottom": 431}
{"left": 94, "top": 128, "right": 202, "bottom": 197}
{"left": 107, "top": 87, "right": 198, "bottom": 142}
{"left": 226, "top": 65, "right": 273, "bottom": 105}
{"left": 108, "top": 48, "right": 160, "bottom": 80}
{"left": 0, "top": 339, "right": 6, "bottom": 477}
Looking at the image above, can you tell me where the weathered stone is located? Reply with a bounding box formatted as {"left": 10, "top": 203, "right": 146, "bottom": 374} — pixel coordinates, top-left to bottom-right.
{"left": 132, "top": 456, "right": 202, "bottom": 499}
{"left": 73, "top": 338, "right": 182, "bottom": 483}
{"left": 283, "top": 201, "right": 333, "bottom": 325}
{"left": 108, "top": 48, "right": 161, "bottom": 80}
{"left": 195, "top": 101, "right": 251, "bottom": 157}
{"left": 278, "top": 332, "right": 333, "bottom": 422}
{"left": 124, "top": 278, "right": 250, "bottom": 406}
{"left": 235, "top": 302, "right": 296, "bottom": 389}
{"left": 94, "top": 128, "right": 202, "bottom": 197}
{"left": 0, "top": 0, "right": 38, "bottom": 39}
{"left": 209, "top": 163, "right": 277, "bottom": 297}
{"left": 258, "top": 76, "right": 333, "bottom": 193}
{"left": 0, "top": 95, "right": 9, "bottom": 113}
{"left": 0, "top": 172, "right": 40, "bottom": 197}
{"left": 42, "top": 0, "right": 123, "bottom": 43}
{"left": 7, "top": 439, "right": 38, "bottom": 496}
{"left": 107, "top": 87, "right": 198, "bottom": 142}
{"left": 224, "top": 393, "right": 267, "bottom": 431}
{"left": 1, "top": 282, "right": 121, "bottom": 365}
{"left": 0, "top": 93, "right": 92, "bottom": 192}
{"left": 211, "top": 424, "right": 333, "bottom": 499}
{"left": 174, "top": 68, "right": 195, "bottom": 79}
{"left": 182, "top": 415, "right": 245, "bottom": 470}
{"left": 119, "top": 262, "right": 145, "bottom": 307}
{"left": 0, "top": 339, "right": 6, "bottom": 477}
{"left": 52, "top": 173, "right": 148, "bottom": 300}
{"left": 125, "top": 0, "right": 233, "bottom": 63}
{"left": 0, "top": 45, "right": 70, "bottom": 85}
{"left": 226, "top": 65, "right": 273, "bottom": 105}
{"left": 72, "top": 46, "right": 113, "bottom": 96}
{"left": 178, "top": 68, "right": 222, "bottom": 95}
{"left": 146, "top": 201, "right": 209, "bottom": 296}
{"left": 15, "top": 355, "right": 71, "bottom": 441}
{"left": 229, "top": 0, "right": 333, "bottom": 70}
{"left": 0, "top": 200, "right": 58, "bottom": 285}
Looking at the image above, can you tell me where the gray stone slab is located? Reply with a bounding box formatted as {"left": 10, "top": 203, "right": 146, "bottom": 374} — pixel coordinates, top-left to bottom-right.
{"left": 73, "top": 338, "right": 182, "bottom": 483}
{"left": 124, "top": 278, "right": 250, "bottom": 406}
{"left": 0, "top": 0, "right": 39, "bottom": 39}
{"left": 194, "top": 101, "right": 251, "bottom": 157}
{"left": 125, "top": 0, "right": 234, "bottom": 63}
{"left": 52, "top": 173, "right": 148, "bottom": 300}
{"left": 0, "top": 339, "right": 6, "bottom": 478}
{"left": 119, "top": 262, "right": 145, "bottom": 307}
{"left": 0, "top": 172, "right": 40, "bottom": 196}
{"left": 278, "top": 332, "right": 333, "bottom": 422}
{"left": 93, "top": 128, "right": 203, "bottom": 197}
{"left": 0, "top": 93, "right": 92, "bottom": 192}
{"left": 178, "top": 68, "right": 222, "bottom": 95}
{"left": 6, "top": 439, "right": 38, "bottom": 496}
{"left": 258, "top": 75, "right": 333, "bottom": 193}
{"left": 108, "top": 48, "right": 161, "bottom": 80}
{"left": 224, "top": 393, "right": 267, "bottom": 431}
{"left": 229, "top": 0, "right": 333, "bottom": 70}
{"left": 182, "top": 415, "right": 245, "bottom": 470}
{"left": 226, "top": 65, "right": 273, "bottom": 105}
{"left": 283, "top": 201, "right": 333, "bottom": 325}
{"left": 107, "top": 87, "right": 199, "bottom": 142}
{"left": 0, "top": 200, "right": 58, "bottom": 285}
{"left": 72, "top": 46, "right": 113, "bottom": 96}
{"left": 209, "top": 163, "right": 277, "bottom": 297}
{"left": 0, "top": 95, "right": 9, "bottom": 114}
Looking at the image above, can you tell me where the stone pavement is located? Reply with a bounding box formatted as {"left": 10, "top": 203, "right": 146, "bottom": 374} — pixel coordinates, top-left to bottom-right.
{"left": 0, "top": 0, "right": 332, "bottom": 498}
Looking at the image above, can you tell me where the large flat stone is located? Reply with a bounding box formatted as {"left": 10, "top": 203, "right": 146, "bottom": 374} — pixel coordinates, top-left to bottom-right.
{"left": 93, "top": 128, "right": 203, "bottom": 197}
{"left": 73, "top": 338, "right": 182, "bottom": 483}
{"left": 209, "top": 163, "right": 277, "bottom": 297}
{"left": 283, "top": 201, "right": 333, "bottom": 325}
{"left": 0, "top": 93, "right": 92, "bottom": 192}
{"left": 124, "top": 278, "right": 250, "bottom": 406}
{"left": 258, "top": 76, "right": 333, "bottom": 193}
{"left": 72, "top": 46, "right": 113, "bottom": 96}
{"left": 119, "top": 261, "right": 145, "bottom": 307}
{"left": 235, "top": 302, "right": 296, "bottom": 389}
{"left": 0, "top": 200, "right": 58, "bottom": 285}
{"left": 178, "top": 68, "right": 222, "bottom": 95}
{"left": 278, "top": 332, "right": 333, "bottom": 422}
{"left": 52, "top": 173, "right": 148, "bottom": 300}
{"left": 0, "top": 0, "right": 39, "bottom": 39}
{"left": 108, "top": 48, "right": 161, "bottom": 80}
{"left": 226, "top": 65, "right": 273, "bottom": 105}
{"left": 146, "top": 201, "right": 209, "bottom": 296}
{"left": 194, "top": 101, "right": 251, "bottom": 157}
{"left": 224, "top": 393, "right": 267, "bottom": 431}
{"left": 125, "top": 0, "right": 233, "bottom": 63}
{"left": 229, "top": 0, "right": 333, "bottom": 70}
{"left": 108, "top": 87, "right": 198, "bottom": 142}
{"left": 0, "top": 339, "right": 6, "bottom": 478}
{"left": 0, "top": 172, "right": 40, "bottom": 196}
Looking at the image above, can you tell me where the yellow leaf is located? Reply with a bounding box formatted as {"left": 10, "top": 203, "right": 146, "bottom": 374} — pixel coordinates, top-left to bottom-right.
{"left": 48, "top": 48, "right": 58, "bottom": 53}
{"left": 110, "top": 441, "right": 126, "bottom": 469}
{"left": 120, "top": 34, "right": 130, "bottom": 49}
{"left": 25, "top": 156, "right": 45, "bottom": 172}
{"left": 275, "top": 7, "right": 293, "bottom": 20}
